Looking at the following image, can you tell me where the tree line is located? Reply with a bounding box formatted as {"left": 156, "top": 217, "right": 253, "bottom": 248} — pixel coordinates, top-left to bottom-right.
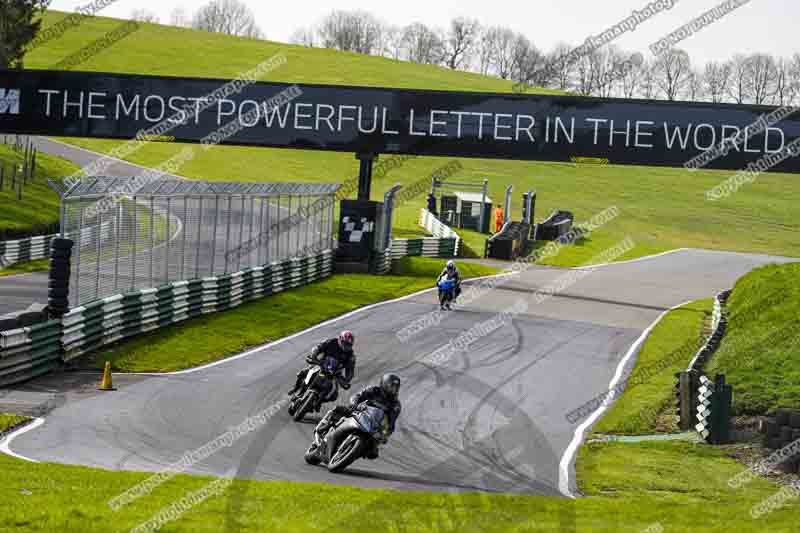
{"left": 288, "top": 10, "right": 800, "bottom": 106}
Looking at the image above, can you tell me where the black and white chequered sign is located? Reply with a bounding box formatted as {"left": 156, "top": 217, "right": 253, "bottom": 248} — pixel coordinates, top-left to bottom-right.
{"left": 696, "top": 375, "right": 713, "bottom": 440}
{"left": 341, "top": 216, "right": 375, "bottom": 243}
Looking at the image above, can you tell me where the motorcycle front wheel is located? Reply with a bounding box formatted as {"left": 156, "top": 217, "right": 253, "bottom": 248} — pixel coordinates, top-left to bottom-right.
{"left": 304, "top": 443, "right": 322, "bottom": 465}
{"left": 327, "top": 434, "right": 365, "bottom": 473}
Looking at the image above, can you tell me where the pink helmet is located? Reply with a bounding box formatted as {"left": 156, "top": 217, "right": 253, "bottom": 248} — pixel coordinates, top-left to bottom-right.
{"left": 338, "top": 330, "right": 355, "bottom": 351}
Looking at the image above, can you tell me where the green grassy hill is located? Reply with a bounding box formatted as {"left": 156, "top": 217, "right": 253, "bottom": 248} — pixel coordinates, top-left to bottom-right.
{"left": 0, "top": 144, "right": 79, "bottom": 239}
{"left": 23, "top": 11, "right": 800, "bottom": 264}
{"left": 708, "top": 263, "right": 800, "bottom": 414}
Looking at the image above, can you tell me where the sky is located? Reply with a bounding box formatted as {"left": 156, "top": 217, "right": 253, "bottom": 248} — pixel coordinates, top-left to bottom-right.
{"left": 49, "top": 0, "right": 798, "bottom": 65}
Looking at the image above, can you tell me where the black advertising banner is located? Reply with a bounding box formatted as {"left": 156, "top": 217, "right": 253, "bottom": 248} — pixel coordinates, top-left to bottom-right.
{"left": 1, "top": 68, "right": 799, "bottom": 172}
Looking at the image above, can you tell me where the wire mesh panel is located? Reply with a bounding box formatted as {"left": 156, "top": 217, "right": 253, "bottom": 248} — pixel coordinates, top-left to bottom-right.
{"left": 63, "top": 178, "right": 339, "bottom": 306}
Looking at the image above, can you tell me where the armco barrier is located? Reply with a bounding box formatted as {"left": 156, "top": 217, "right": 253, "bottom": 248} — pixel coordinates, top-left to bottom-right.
{"left": 369, "top": 248, "right": 392, "bottom": 275}
{"left": 0, "top": 320, "right": 62, "bottom": 386}
{"left": 419, "top": 208, "right": 461, "bottom": 255}
{"left": 0, "top": 223, "right": 112, "bottom": 270}
{"left": 390, "top": 238, "right": 457, "bottom": 259}
{"left": 61, "top": 251, "right": 333, "bottom": 361}
{"left": 0, "top": 234, "right": 56, "bottom": 267}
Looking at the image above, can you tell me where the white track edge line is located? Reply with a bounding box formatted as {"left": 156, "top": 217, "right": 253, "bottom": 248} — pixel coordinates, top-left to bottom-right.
{"left": 0, "top": 417, "right": 45, "bottom": 462}
{"left": 557, "top": 299, "right": 695, "bottom": 498}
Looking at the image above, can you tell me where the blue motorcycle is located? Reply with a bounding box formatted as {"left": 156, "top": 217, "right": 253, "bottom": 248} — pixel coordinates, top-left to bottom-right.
{"left": 437, "top": 278, "right": 456, "bottom": 310}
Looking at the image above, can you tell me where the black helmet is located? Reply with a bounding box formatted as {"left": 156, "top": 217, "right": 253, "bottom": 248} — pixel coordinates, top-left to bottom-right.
{"left": 380, "top": 373, "right": 401, "bottom": 398}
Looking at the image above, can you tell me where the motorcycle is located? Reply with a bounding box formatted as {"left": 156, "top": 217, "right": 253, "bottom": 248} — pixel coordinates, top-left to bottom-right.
{"left": 304, "top": 400, "right": 390, "bottom": 473}
{"left": 288, "top": 355, "right": 348, "bottom": 422}
{"left": 437, "top": 278, "right": 456, "bottom": 310}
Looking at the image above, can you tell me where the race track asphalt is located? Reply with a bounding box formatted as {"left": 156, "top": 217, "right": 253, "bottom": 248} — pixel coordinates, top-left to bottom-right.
{"left": 5, "top": 248, "right": 794, "bottom": 498}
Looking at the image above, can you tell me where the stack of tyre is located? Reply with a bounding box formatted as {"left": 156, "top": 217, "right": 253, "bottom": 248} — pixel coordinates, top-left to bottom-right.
{"left": 48, "top": 238, "right": 73, "bottom": 317}
{"left": 761, "top": 409, "right": 800, "bottom": 473}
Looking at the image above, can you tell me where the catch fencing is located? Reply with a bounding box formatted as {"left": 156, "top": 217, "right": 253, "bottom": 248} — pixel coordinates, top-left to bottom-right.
{"left": 63, "top": 178, "right": 339, "bottom": 306}
{"left": 62, "top": 251, "right": 332, "bottom": 361}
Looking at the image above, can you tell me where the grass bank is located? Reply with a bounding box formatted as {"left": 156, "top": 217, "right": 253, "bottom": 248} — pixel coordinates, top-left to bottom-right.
{"left": 0, "top": 145, "right": 79, "bottom": 238}
{"left": 592, "top": 299, "right": 711, "bottom": 435}
{"left": 0, "top": 414, "right": 31, "bottom": 433}
{"left": 708, "top": 262, "right": 800, "bottom": 414}
{"left": 87, "top": 258, "right": 499, "bottom": 373}
{"left": 0, "top": 431, "right": 796, "bottom": 532}
{"left": 0, "top": 259, "right": 51, "bottom": 277}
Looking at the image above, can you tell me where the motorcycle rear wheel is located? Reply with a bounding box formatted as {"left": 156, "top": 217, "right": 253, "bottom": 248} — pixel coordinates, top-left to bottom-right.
{"left": 327, "top": 434, "right": 365, "bottom": 473}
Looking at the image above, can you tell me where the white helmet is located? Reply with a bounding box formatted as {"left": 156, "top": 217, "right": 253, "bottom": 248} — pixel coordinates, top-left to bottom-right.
{"left": 446, "top": 260, "right": 456, "bottom": 272}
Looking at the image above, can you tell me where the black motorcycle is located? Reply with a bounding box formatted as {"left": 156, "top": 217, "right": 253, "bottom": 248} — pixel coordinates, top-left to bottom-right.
{"left": 288, "top": 355, "right": 348, "bottom": 422}
{"left": 304, "top": 400, "right": 390, "bottom": 473}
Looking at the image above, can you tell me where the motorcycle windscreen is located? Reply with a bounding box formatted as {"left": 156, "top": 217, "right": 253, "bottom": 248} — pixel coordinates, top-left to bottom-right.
{"left": 354, "top": 405, "right": 386, "bottom": 433}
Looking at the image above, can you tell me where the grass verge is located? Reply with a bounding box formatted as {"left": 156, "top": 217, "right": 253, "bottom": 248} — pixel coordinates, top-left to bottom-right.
{"left": 592, "top": 299, "right": 711, "bottom": 435}
{"left": 1, "top": 435, "right": 797, "bottom": 531}
{"left": 0, "top": 259, "right": 51, "bottom": 277}
{"left": 707, "top": 262, "right": 800, "bottom": 414}
{"left": 87, "top": 258, "right": 499, "bottom": 373}
{"left": 0, "top": 145, "right": 79, "bottom": 238}
{"left": 0, "top": 414, "right": 31, "bottom": 434}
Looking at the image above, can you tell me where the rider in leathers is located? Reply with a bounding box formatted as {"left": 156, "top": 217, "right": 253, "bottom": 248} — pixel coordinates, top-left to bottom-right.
{"left": 288, "top": 331, "right": 356, "bottom": 400}
{"left": 314, "top": 374, "right": 402, "bottom": 460}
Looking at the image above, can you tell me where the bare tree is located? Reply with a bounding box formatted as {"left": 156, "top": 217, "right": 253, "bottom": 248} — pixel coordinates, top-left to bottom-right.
{"left": 620, "top": 50, "right": 645, "bottom": 98}
{"left": 686, "top": 69, "right": 704, "bottom": 101}
{"left": 443, "top": 17, "right": 480, "bottom": 70}
{"left": 744, "top": 53, "right": 778, "bottom": 105}
{"left": 131, "top": 9, "right": 159, "bottom": 23}
{"left": 593, "top": 46, "right": 625, "bottom": 98}
{"left": 485, "top": 26, "right": 515, "bottom": 79}
{"left": 727, "top": 54, "right": 749, "bottom": 104}
{"left": 317, "top": 10, "right": 381, "bottom": 55}
{"left": 290, "top": 27, "right": 316, "bottom": 47}
{"left": 703, "top": 61, "right": 730, "bottom": 103}
{"left": 170, "top": 6, "right": 191, "bottom": 28}
{"left": 402, "top": 22, "right": 443, "bottom": 65}
{"left": 378, "top": 25, "right": 404, "bottom": 60}
{"left": 772, "top": 57, "right": 795, "bottom": 105}
{"left": 547, "top": 42, "right": 576, "bottom": 91}
{"left": 639, "top": 60, "right": 658, "bottom": 99}
{"left": 509, "top": 34, "right": 545, "bottom": 85}
{"left": 475, "top": 27, "right": 497, "bottom": 76}
{"left": 653, "top": 48, "right": 692, "bottom": 101}
{"left": 192, "top": 0, "right": 262, "bottom": 39}
{"left": 790, "top": 53, "right": 800, "bottom": 105}
{"left": 573, "top": 50, "right": 602, "bottom": 96}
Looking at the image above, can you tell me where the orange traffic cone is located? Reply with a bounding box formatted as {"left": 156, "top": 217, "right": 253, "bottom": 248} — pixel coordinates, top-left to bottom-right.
{"left": 99, "top": 361, "right": 116, "bottom": 391}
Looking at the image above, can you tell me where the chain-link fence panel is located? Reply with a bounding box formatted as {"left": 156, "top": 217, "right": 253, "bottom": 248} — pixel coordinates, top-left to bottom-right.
{"left": 63, "top": 179, "right": 338, "bottom": 307}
